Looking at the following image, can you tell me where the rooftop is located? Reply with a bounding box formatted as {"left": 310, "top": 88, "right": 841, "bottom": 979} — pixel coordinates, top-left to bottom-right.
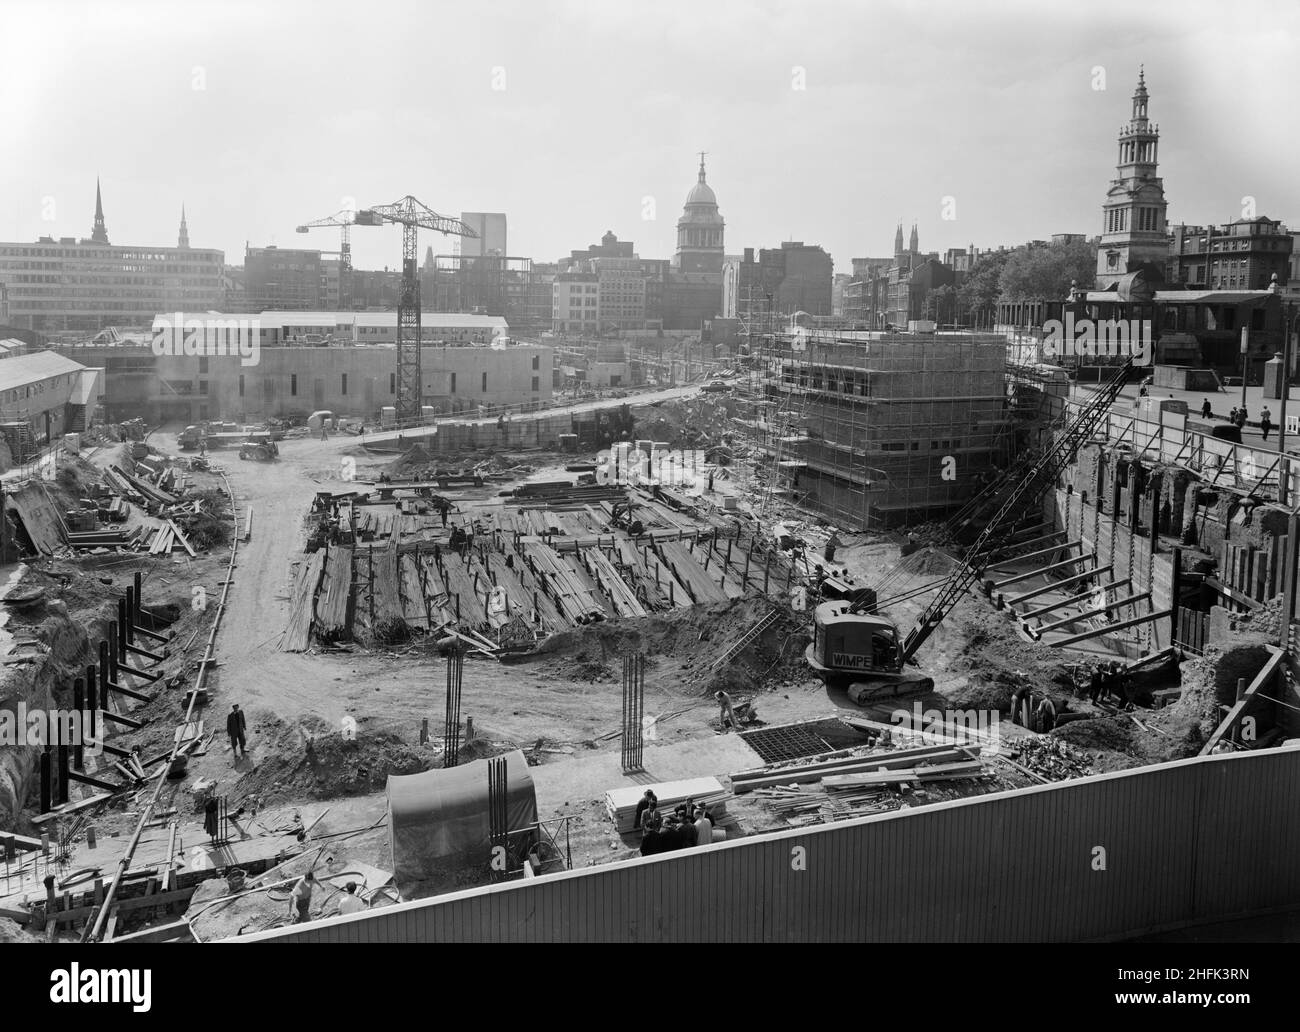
{"left": 0, "top": 350, "right": 89, "bottom": 387}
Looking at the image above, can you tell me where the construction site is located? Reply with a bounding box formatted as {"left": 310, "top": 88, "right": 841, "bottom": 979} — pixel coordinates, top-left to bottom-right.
{"left": 0, "top": 312, "right": 1298, "bottom": 944}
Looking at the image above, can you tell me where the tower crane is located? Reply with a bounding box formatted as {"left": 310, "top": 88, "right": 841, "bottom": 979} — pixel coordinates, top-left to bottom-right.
{"left": 296, "top": 209, "right": 357, "bottom": 308}
{"left": 806, "top": 360, "right": 1135, "bottom": 704}
{"left": 353, "top": 196, "right": 477, "bottom": 422}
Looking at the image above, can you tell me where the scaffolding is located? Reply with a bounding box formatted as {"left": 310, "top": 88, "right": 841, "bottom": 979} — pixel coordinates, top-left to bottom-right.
{"left": 737, "top": 327, "right": 1015, "bottom": 530}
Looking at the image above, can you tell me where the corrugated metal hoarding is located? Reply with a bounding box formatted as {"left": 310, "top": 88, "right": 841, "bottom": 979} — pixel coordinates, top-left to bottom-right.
{"left": 238, "top": 746, "right": 1300, "bottom": 943}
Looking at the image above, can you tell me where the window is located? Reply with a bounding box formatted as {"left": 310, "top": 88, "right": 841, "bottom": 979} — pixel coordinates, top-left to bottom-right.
{"left": 341, "top": 373, "right": 348, "bottom": 395}
{"left": 531, "top": 355, "right": 539, "bottom": 370}
{"left": 481, "top": 372, "right": 488, "bottom": 392}
{"left": 450, "top": 372, "right": 456, "bottom": 394}
{"left": 198, "top": 357, "right": 209, "bottom": 373}
{"left": 390, "top": 373, "right": 396, "bottom": 394}
{"left": 198, "top": 380, "right": 208, "bottom": 395}
{"left": 239, "top": 374, "right": 245, "bottom": 398}
{"left": 532, "top": 376, "right": 540, "bottom": 391}
{"left": 290, "top": 374, "right": 298, "bottom": 396}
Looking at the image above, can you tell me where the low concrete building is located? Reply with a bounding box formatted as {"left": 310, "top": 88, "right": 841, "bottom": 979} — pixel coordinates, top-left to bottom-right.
{"left": 0, "top": 351, "right": 102, "bottom": 456}
{"left": 59, "top": 323, "right": 551, "bottom": 425}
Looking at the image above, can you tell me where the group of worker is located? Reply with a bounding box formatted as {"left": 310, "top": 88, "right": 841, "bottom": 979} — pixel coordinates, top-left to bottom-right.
{"left": 1086, "top": 661, "right": 1132, "bottom": 706}
{"left": 288, "top": 871, "right": 368, "bottom": 923}
{"left": 634, "top": 790, "right": 714, "bottom": 856}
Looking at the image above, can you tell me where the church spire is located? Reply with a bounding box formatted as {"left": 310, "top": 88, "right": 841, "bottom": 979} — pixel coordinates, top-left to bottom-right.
{"left": 909, "top": 222, "right": 919, "bottom": 253}
{"left": 894, "top": 223, "right": 904, "bottom": 256}
{"left": 90, "top": 178, "right": 109, "bottom": 245}
{"left": 178, "top": 204, "right": 190, "bottom": 248}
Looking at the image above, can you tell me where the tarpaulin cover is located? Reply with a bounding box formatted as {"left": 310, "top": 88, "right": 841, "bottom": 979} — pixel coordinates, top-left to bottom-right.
{"left": 387, "top": 749, "right": 538, "bottom": 890}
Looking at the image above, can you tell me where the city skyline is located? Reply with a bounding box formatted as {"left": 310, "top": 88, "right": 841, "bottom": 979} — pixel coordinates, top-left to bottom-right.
{"left": 4, "top": 0, "right": 1299, "bottom": 275}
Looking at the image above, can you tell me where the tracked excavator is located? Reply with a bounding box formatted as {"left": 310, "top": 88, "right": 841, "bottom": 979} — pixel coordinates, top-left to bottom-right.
{"left": 806, "top": 360, "right": 1134, "bottom": 705}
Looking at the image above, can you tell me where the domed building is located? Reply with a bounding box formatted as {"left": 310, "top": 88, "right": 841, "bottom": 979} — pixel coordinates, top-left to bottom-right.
{"left": 674, "top": 154, "right": 725, "bottom": 274}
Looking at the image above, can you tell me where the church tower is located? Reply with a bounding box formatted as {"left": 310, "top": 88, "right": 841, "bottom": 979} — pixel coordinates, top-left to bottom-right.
{"left": 1096, "top": 68, "right": 1168, "bottom": 288}
{"left": 894, "top": 223, "right": 904, "bottom": 257}
{"left": 908, "top": 222, "right": 919, "bottom": 254}
{"left": 178, "top": 205, "right": 190, "bottom": 249}
{"left": 674, "top": 154, "right": 725, "bottom": 274}
{"left": 90, "top": 178, "right": 109, "bottom": 245}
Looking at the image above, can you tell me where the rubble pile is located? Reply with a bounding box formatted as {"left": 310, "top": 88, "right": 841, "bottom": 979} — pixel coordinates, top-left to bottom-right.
{"left": 1008, "top": 736, "right": 1094, "bottom": 780}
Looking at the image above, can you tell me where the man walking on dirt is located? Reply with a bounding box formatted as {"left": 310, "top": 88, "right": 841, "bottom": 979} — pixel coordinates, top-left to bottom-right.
{"left": 226, "top": 703, "right": 247, "bottom": 760}
{"left": 290, "top": 871, "right": 315, "bottom": 923}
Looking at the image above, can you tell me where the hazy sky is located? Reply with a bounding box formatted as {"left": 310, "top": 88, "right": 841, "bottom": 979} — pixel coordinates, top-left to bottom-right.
{"left": 4, "top": 0, "right": 1298, "bottom": 276}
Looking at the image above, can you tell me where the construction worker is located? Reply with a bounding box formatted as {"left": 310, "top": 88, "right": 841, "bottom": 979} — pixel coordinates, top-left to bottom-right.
{"left": 1088, "top": 664, "right": 1103, "bottom": 704}
{"left": 716, "top": 690, "right": 737, "bottom": 729}
{"left": 320, "top": 421, "right": 330, "bottom": 442}
{"left": 824, "top": 532, "right": 841, "bottom": 563}
{"left": 1201, "top": 398, "right": 1212, "bottom": 419}
{"left": 337, "top": 881, "right": 366, "bottom": 915}
{"left": 694, "top": 805, "right": 713, "bottom": 848}
{"left": 289, "top": 871, "right": 315, "bottom": 923}
{"left": 1261, "top": 406, "right": 1273, "bottom": 441}
{"left": 226, "top": 703, "right": 247, "bottom": 760}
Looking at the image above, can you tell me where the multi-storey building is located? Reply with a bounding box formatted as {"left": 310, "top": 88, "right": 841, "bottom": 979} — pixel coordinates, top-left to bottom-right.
{"left": 459, "top": 213, "right": 507, "bottom": 257}
{"left": 0, "top": 183, "right": 223, "bottom": 334}
{"left": 1167, "top": 219, "right": 1293, "bottom": 290}
{"left": 552, "top": 273, "right": 600, "bottom": 334}
{"left": 243, "top": 246, "right": 323, "bottom": 310}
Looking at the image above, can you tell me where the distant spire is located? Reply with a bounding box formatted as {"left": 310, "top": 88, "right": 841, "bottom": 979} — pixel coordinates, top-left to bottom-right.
{"left": 178, "top": 204, "right": 190, "bottom": 248}
{"left": 698, "top": 151, "right": 708, "bottom": 182}
{"left": 909, "top": 222, "right": 919, "bottom": 253}
{"left": 90, "top": 178, "right": 109, "bottom": 245}
{"left": 894, "top": 223, "right": 904, "bottom": 256}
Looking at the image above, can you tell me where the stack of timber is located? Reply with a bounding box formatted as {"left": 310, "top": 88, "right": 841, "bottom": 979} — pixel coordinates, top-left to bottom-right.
{"left": 614, "top": 537, "right": 692, "bottom": 609}
{"left": 110, "top": 466, "right": 178, "bottom": 507}
{"left": 504, "top": 482, "right": 626, "bottom": 508}
{"left": 605, "top": 777, "right": 734, "bottom": 834}
{"left": 729, "top": 742, "right": 985, "bottom": 794}
{"left": 654, "top": 539, "right": 729, "bottom": 604}
{"left": 752, "top": 784, "right": 894, "bottom": 826}
{"left": 580, "top": 546, "right": 648, "bottom": 618}
{"left": 282, "top": 550, "right": 327, "bottom": 652}
{"left": 314, "top": 545, "right": 352, "bottom": 640}
{"left": 520, "top": 541, "right": 605, "bottom": 623}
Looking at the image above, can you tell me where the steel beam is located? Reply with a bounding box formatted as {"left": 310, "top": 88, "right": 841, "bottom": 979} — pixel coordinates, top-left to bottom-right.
{"left": 1029, "top": 591, "right": 1152, "bottom": 639}
{"left": 1017, "top": 578, "right": 1128, "bottom": 621}
{"left": 1048, "top": 608, "right": 1173, "bottom": 648}
{"left": 985, "top": 538, "right": 1079, "bottom": 572}
{"left": 1000, "top": 565, "right": 1112, "bottom": 610}
{"left": 986, "top": 553, "right": 1089, "bottom": 593}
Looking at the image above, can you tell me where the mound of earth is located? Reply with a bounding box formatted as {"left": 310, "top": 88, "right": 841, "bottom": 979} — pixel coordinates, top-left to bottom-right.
{"left": 236, "top": 714, "right": 437, "bottom": 803}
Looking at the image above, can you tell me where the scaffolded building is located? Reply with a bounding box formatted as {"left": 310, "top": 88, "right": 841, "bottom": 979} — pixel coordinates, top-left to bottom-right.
{"left": 739, "top": 329, "right": 1012, "bottom": 530}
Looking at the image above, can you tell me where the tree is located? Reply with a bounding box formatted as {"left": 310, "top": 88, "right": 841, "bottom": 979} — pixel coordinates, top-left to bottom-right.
{"left": 958, "top": 251, "right": 1011, "bottom": 327}
{"left": 998, "top": 238, "right": 1096, "bottom": 301}
{"left": 925, "top": 283, "right": 958, "bottom": 324}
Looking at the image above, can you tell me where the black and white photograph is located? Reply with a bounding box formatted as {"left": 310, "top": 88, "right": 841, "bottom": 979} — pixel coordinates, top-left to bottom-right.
{"left": 0, "top": 0, "right": 1295, "bottom": 998}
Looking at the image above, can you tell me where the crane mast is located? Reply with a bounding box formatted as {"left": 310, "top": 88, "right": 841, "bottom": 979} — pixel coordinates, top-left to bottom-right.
{"left": 354, "top": 196, "right": 477, "bottom": 422}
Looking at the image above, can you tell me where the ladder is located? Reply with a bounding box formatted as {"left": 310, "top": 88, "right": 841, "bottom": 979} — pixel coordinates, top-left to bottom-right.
{"left": 899, "top": 360, "right": 1134, "bottom": 661}
{"left": 711, "top": 605, "right": 783, "bottom": 670}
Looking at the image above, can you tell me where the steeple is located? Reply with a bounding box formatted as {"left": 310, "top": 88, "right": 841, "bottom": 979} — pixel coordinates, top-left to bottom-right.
{"left": 908, "top": 222, "right": 919, "bottom": 254}
{"left": 1096, "top": 66, "right": 1167, "bottom": 288}
{"left": 90, "top": 178, "right": 109, "bottom": 245}
{"left": 177, "top": 204, "right": 190, "bottom": 249}
{"left": 894, "top": 223, "right": 904, "bottom": 256}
